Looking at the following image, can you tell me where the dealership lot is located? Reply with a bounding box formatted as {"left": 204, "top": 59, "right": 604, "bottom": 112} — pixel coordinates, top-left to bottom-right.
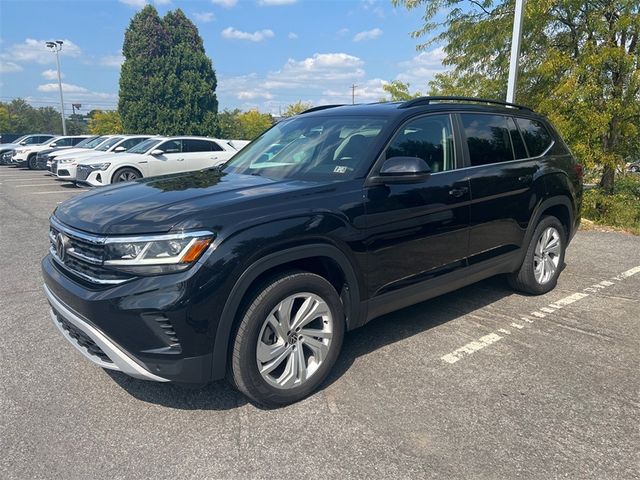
{"left": 1, "top": 165, "right": 639, "bottom": 479}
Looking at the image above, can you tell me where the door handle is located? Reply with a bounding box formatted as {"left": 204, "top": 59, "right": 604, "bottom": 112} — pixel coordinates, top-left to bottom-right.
{"left": 448, "top": 187, "right": 469, "bottom": 198}
{"left": 518, "top": 175, "right": 532, "bottom": 182}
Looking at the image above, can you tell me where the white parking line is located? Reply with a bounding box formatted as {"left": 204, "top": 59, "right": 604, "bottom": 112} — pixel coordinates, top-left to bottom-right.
{"left": 29, "top": 190, "right": 86, "bottom": 194}
{"left": 440, "top": 266, "right": 639, "bottom": 365}
{"left": 14, "top": 183, "right": 62, "bottom": 188}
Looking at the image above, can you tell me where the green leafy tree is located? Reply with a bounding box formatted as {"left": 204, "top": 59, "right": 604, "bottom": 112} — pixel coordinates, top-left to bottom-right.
{"left": 118, "top": 6, "right": 218, "bottom": 135}
{"left": 217, "top": 108, "right": 243, "bottom": 139}
{"left": 393, "top": 0, "right": 640, "bottom": 194}
{"left": 236, "top": 110, "right": 273, "bottom": 140}
{"left": 88, "top": 110, "right": 124, "bottom": 134}
{"left": 382, "top": 80, "right": 422, "bottom": 101}
{"left": 282, "top": 101, "right": 313, "bottom": 117}
{"left": 0, "top": 105, "right": 10, "bottom": 132}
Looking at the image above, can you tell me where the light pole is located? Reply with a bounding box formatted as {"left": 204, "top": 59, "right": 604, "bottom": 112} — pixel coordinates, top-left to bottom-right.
{"left": 506, "top": 0, "right": 525, "bottom": 103}
{"left": 46, "top": 40, "right": 66, "bottom": 135}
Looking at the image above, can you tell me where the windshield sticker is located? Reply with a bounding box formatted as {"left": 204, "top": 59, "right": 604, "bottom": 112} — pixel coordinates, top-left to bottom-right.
{"left": 334, "top": 165, "right": 348, "bottom": 174}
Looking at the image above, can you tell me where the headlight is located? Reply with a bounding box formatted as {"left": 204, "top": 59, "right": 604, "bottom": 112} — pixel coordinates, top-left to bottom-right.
{"left": 84, "top": 163, "right": 111, "bottom": 171}
{"left": 103, "top": 231, "right": 214, "bottom": 274}
{"left": 59, "top": 158, "right": 74, "bottom": 164}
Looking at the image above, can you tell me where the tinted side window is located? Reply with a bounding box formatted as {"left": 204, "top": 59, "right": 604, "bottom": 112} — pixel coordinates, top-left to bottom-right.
{"left": 70, "top": 138, "right": 85, "bottom": 145}
{"left": 183, "top": 139, "right": 218, "bottom": 153}
{"left": 385, "top": 114, "right": 455, "bottom": 172}
{"left": 24, "top": 137, "right": 40, "bottom": 145}
{"left": 120, "top": 137, "right": 148, "bottom": 150}
{"left": 507, "top": 117, "right": 528, "bottom": 159}
{"left": 159, "top": 140, "right": 182, "bottom": 153}
{"left": 516, "top": 118, "right": 553, "bottom": 157}
{"left": 54, "top": 138, "right": 74, "bottom": 146}
{"left": 461, "top": 114, "right": 514, "bottom": 166}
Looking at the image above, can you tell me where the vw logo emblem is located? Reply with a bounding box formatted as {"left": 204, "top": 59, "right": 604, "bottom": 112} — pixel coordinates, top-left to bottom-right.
{"left": 56, "top": 233, "right": 68, "bottom": 262}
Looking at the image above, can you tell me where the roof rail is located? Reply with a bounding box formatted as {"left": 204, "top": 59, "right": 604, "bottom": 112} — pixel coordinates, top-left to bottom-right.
{"left": 299, "top": 104, "right": 345, "bottom": 115}
{"left": 398, "top": 96, "right": 532, "bottom": 111}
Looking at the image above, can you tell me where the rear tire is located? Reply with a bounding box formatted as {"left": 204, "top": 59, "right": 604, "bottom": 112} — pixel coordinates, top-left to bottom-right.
{"left": 508, "top": 216, "right": 565, "bottom": 295}
{"left": 111, "top": 167, "right": 141, "bottom": 183}
{"left": 230, "top": 271, "right": 345, "bottom": 407}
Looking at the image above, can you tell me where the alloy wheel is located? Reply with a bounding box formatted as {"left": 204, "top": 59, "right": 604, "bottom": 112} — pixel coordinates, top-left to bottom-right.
{"left": 256, "top": 292, "right": 333, "bottom": 389}
{"left": 533, "top": 226, "right": 561, "bottom": 284}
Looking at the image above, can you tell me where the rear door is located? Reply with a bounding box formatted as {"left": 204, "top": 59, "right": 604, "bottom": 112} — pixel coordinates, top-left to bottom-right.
{"left": 146, "top": 139, "right": 183, "bottom": 177}
{"left": 363, "top": 113, "right": 470, "bottom": 298}
{"left": 181, "top": 139, "right": 226, "bottom": 170}
{"left": 459, "top": 112, "right": 541, "bottom": 264}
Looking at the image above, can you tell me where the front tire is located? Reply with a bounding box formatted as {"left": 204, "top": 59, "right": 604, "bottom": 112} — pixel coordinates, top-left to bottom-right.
{"left": 27, "top": 154, "right": 37, "bottom": 170}
{"left": 230, "top": 271, "right": 345, "bottom": 407}
{"left": 112, "top": 167, "right": 141, "bottom": 183}
{"left": 508, "top": 216, "right": 565, "bottom": 295}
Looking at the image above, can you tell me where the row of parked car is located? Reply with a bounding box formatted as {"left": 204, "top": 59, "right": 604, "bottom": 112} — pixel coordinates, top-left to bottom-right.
{"left": 0, "top": 133, "right": 250, "bottom": 186}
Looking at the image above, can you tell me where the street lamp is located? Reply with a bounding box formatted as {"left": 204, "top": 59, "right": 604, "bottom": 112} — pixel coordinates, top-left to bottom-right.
{"left": 506, "top": 0, "right": 525, "bottom": 103}
{"left": 46, "top": 40, "right": 66, "bottom": 135}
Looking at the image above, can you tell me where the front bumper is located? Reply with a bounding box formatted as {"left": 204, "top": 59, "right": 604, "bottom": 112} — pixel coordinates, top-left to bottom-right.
{"left": 56, "top": 162, "right": 77, "bottom": 179}
{"left": 45, "top": 284, "right": 169, "bottom": 381}
{"left": 42, "top": 254, "right": 216, "bottom": 383}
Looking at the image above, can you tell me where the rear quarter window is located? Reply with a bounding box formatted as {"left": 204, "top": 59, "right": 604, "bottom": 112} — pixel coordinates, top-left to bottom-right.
{"left": 516, "top": 118, "right": 554, "bottom": 157}
{"left": 461, "top": 113, "right": 514, "bottom": 166}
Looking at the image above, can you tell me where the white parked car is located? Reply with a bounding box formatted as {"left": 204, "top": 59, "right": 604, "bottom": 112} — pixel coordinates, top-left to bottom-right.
{"left": 76, "top": 136, "right": 244, "bottom": 186}
{"left": 44, "top": 135, "right": 109, "bottom": 171}
{"left": 11, "top": 135, "right": 89, "bottom": 168}
{"left": 55, "top": 135, "right": 151, "bottom": 181}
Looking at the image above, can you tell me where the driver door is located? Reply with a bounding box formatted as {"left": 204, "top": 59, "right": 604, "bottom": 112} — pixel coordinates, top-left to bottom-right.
{"left": 147, "top": 139, "right": 184, "bottom": 177}
{"left": 363, "top": 114, "right": 470, "bottom": 298}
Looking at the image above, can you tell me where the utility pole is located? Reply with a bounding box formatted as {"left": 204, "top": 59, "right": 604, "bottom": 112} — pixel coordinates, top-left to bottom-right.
{"left": 351, "top": 84, "right": 358, "bottom": 105}
{"left": 46, "top": 40, "right": 66, "bottom": 135}
{"left": 506, "top": 0, "right": 525, "bottom": 103}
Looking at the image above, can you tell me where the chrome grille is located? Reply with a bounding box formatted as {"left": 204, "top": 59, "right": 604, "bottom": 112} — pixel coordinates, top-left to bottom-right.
{"left": 51, "top": 160, "right": 58, "bottom": 175}
{"left": 49, "top": 218, "right": 132, "bottom": 285}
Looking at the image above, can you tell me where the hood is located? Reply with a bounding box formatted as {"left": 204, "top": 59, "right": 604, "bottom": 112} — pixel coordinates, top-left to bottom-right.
{"left": 0, "top": 142, "right": 19, "bottom": 150}
{"left": 53, "top": 170, "right": 323, "bottom": 235}
{"left": 53, "top": 147, "right": 92, "bottom": 159}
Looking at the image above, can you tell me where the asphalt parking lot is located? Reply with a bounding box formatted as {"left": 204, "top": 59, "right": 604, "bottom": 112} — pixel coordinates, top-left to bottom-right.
{"left": 1, "top": 165, "right": 639, "bottom": 480}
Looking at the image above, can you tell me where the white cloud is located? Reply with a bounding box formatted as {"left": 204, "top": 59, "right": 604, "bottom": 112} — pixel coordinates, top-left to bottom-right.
{"left": 288, "top": 32, "right": 298, "bottom": 40}
{"left": 0, "top": 61, "right": 22, "bottom": 73}
{"left": 221, "top": 27, "right": 275, "bottom": 42}
{"left": 99, "top": 54, "right": 124, "bottom": 68}
{"left": 258, "top": 0, "right": 297, "bottom": 5}
{"left": 41, "top": 69, "right": 63, "bottom": 80}
{"left": 361, "top": 0, "right": 385, "bottom": 18}
{"left": 395, "top": 47, "right": 447, "bottom": 87}
{"left": 1, "top": 38, "right": 81, "bottom": 65}
{"left": 337, "top": 28, "right": 349, "bottom": 37}
{"left": 237, "top": 90, "right": 274, "bottom": 100}
{"left": 211, "top": 0, "right": 237, "bottom": 7}
{"left": 193, "top": 11, "right": 216, "bottom": 23}
{"left": 37, "top": 83, "right": 88, "bottom": 93}
{"left": 353, "top": 28, "right": 382, "bottom": 42}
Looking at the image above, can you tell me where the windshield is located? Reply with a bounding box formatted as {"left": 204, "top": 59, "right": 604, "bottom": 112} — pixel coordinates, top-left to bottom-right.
{"left": 223, "top": 116, "right": 388, "bottom": 181}
{"left": 128, "top": 138, "right": 162, "bottom": 154}
{"left": 96, "top": 136, "right": 124, "bottom": 151}
{"left": 12, "top": 135, "right": 29, "bottom": 144}
{"left": 45, "top": 137, "right": 60, "bottom": 145}
{"left": 74, "top": 136, "right": 98, "bottom": 148}
{"left": 83, "top": 136, "right": 108, "bottom": 149}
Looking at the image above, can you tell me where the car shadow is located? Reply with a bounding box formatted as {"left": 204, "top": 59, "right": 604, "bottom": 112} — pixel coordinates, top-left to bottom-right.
{"left": 107, "top": 275, "right": 517, "bottom": 411}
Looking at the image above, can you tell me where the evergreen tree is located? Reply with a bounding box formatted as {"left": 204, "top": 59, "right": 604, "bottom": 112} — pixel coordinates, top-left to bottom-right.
{"left": 118, "top": 6, "right": 218, "bottom": 135}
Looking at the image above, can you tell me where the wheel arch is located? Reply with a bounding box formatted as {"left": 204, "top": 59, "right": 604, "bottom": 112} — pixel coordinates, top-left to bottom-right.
{"left": 524, "top": 195, "right": 574, "bottom": 252}
{"left": 110, "top": 165, "right": 143, "bottom": 183}
{"left": 210, "top": 244, "right": 363, "bottom": 380}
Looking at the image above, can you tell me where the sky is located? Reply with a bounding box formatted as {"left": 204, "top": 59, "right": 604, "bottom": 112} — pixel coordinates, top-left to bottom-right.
{"left": 0, "top": 0, "right": 448, "bottom": 116}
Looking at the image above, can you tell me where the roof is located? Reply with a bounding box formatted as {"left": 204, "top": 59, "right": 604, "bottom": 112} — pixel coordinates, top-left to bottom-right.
{"left": 300, "top": 97, "right": 542, "bottom": 119}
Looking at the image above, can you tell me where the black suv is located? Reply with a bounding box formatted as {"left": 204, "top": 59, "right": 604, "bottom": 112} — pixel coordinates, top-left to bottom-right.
{"left": 42, "top": 97, "right": 583, "bottom": 406}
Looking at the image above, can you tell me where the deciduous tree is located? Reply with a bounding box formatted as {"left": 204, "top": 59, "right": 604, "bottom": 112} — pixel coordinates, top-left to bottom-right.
{"left": 393, "top": 0, "right": 640, "bottom": 193}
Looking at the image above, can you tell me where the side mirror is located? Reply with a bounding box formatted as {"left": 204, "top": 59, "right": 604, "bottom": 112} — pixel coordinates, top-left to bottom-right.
{"left": 113, "top": 146, "right": 126, "bottom": 152}
{"left": 20, "top": 141, "right": 27, "bottom": 145}
{"left": 50, "top": 143, "right": 58, "bottom": 148}
{"left": 370, "top": 156, "right": 431, "bottom": 184}
{"left": 150, "top": 149, "right": 164, "bottom": 156}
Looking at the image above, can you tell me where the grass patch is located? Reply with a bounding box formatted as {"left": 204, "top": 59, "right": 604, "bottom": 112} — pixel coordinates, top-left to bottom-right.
{"left": 582, "top": 174, "right": 640, "bottom": 235}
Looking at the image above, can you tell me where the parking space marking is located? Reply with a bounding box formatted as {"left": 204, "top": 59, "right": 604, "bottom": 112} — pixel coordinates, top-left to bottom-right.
{"left": 14, "top": 183, "right": 64, "bottom": 188}
{"left": 440, "top": 265, "right": 640, "bottom": 365}
{"left": 29, "top": 190, "right": 86, "bottom": 194}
